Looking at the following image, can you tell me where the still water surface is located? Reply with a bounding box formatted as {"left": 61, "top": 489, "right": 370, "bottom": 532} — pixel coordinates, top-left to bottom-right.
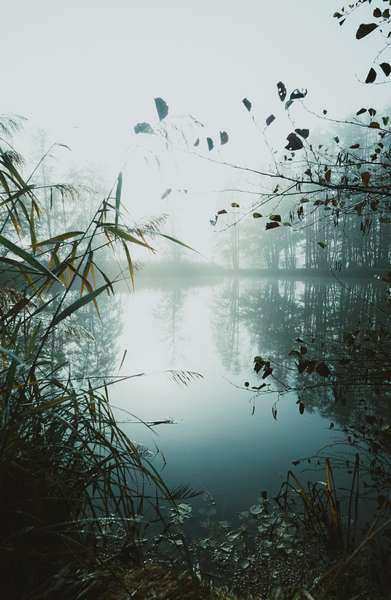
{"left": 108, "top": 275, "right": 380, "bottom": 520}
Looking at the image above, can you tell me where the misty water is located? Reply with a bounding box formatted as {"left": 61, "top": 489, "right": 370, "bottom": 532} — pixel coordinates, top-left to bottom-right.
{"left": 106, "top": 274, "right": 385, "bottom": 522}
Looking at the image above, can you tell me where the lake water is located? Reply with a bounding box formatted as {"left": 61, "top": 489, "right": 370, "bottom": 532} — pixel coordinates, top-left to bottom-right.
{"left": 107, "top": 275, "right": 385, "bottom": 522}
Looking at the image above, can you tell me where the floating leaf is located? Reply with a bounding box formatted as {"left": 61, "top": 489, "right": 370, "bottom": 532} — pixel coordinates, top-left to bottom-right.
{"left": 242, "top": 98, "right": 252, "bottom": 111}
{"left": 220, "top": 131, "right": 229, "bottom": 144}
{"left": 356, "top": 23, "right": 378, "bottom": 39}
{"left": 253, "top": 212, "right": 262, "bottom": 218}
{"left": 249, "top": 504, "right": 262, "bottom": 516}
{"left": 285, "top": 132, "right": 304, "bottom": 151}
{"left": 134, "top": 122, "right": 154, "bottom": 134}
{"left": 154, "top": 97, "right": 169, "bottom": 121}
{"left": 277, "top": 81, "right": 287, "bottom": 101}
{"left": 266, "top": 114, "right": 276, "bottom": 126}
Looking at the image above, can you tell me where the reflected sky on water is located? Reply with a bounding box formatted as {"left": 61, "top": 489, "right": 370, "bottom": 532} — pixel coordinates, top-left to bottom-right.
{"left": 108, "top": 276, "right": 375, "bottom": 519}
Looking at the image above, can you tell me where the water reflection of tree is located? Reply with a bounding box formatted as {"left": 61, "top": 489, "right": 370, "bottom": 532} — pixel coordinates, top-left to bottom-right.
{"left": 213, "top": 277, "right": 391, "bottom": 429}
{"left": 152, "top": 286, "right": 187, "bottom": 367}
{"left": 47, "top": 291, "right": 123, "bottom": 381}
{"left": 212, "top": 279, "right": 241, "bottom": 374}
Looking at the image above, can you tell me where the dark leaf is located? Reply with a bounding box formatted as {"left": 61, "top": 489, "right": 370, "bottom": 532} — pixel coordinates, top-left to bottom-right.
{"left": 285, "top": 132, "right": 304, "bottom": 151}
{"left": 207, "top": 137, "right": 214, "bottom": 151}
{"left": 295, "top": 128, "right": 310, "bottom": 139}
{"left": 270, "top": 214, "right": 281, "bottom": 222}
{"left": 290, "top": 88, "right": 307, "bottom": 100}
{"left": 361, "top": 171, "right": 371, "bottom": 186}
{"left": 285, "top": 99, "right": 294, "bottom": 110}
{"left": 356, "top": 107, "right": 367, "bottom": 115}
{"left": 194, "top": 138, "right": 200, "bottom": 147}
{"left": 368, "top": 107, "right": 376, "bottom": 117}
{"left": 220, "top": 131, "right": 229, "bottom": 145}
{"left": 154, "top": 97, "right": 169, "bottom": 121}
{"left": 161, "top": 188, "right": 172, "bottom": 200}
{"left": 266, "top": 221, "right": 280, "bottom": 230}
{"left": 380, "top": 62, "right": 391, "bottom": 76}
{"left": 365, "top": 68, "right": 377, "bottom": 84}
{"left": 217, "top": 209, "right": 227, "bottom": 215}
{"left": 253, "top": 212, "right": 262, "bottom": 218}
{"left": 231, "top": 202, "right": 240, "bottom": 208}
{"left": 277, "top": 81, "right": 287, "bottom": 101}
{"left": 242, "top": 98, "right": 252, "bottom": 112}
{"left": 299, "top": 402, "right": 305, "bottom": 415}
{"left": 356, "top": 23, "right": 378, "bottom": 39}
{"left": 266, "top": 114, "right": 276, "bottom": 126}
{"left": 373, "top": 8, "right": 382, "bottom": 18}
{"left": 369, "top": 121, "right": 380, "bottom": 129}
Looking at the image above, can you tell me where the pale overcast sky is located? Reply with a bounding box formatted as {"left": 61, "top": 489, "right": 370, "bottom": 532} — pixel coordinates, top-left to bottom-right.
{"left": 1, "top": 0, "right": 387, "bottom": 254}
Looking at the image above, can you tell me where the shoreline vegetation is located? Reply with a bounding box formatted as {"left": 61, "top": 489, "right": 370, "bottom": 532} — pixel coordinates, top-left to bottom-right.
{"left": 1, "top": 1, "right": 391, "bottom": 597}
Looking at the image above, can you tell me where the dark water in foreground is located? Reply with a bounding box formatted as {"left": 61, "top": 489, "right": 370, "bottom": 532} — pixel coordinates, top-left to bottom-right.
{"left": 106, "top": 275, "right": 386, "bottom": 521}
